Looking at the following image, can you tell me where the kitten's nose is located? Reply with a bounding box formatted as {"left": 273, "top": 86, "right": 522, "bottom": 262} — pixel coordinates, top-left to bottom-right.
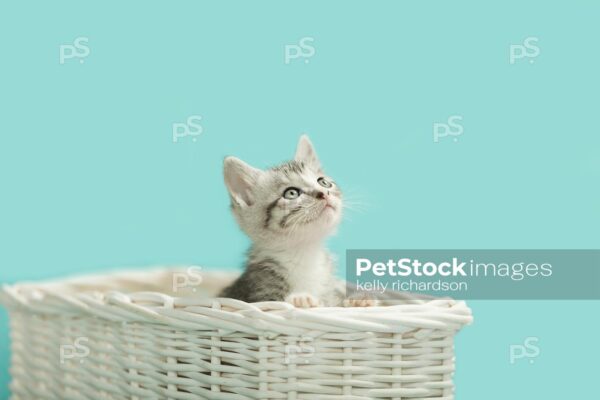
{"left": 316, "top": 191, "right": 326, "bottom": 200}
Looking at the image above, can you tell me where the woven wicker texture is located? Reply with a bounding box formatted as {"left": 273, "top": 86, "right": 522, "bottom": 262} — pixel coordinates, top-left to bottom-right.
{"left": 1, "top": 268, "right": 472, "bottom": 400}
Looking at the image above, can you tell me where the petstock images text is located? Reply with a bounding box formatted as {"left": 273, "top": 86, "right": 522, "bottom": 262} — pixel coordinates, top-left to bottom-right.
{"left": 346, "top": 250, "right": 600, "bottom": 300}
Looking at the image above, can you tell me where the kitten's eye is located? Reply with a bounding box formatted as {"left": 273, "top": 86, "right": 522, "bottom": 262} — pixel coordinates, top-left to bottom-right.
{"left": 283, "top": 187, "right": 301, "bottom": 199}
{"left": 317, "top": 177, "right": 333, "bottom": 188}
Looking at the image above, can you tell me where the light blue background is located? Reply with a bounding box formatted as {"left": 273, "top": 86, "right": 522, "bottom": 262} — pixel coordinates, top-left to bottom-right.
{"left": 1, "top": 1, "right": 599, "bottom": 399}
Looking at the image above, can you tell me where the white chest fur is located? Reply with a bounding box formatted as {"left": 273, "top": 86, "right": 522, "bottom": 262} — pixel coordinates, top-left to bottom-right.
{"left": 283, "top": 250, "right": 331, "bottom": 296}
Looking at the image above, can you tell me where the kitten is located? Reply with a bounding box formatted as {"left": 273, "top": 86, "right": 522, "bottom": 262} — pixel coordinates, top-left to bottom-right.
{"left": 219, "top": 135, "right": 357, "bottom": 307}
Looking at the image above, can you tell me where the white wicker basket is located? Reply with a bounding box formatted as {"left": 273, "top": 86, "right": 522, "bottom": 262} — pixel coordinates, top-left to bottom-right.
{"left": 1, "top": 268, "right": 472, "bottom": 400}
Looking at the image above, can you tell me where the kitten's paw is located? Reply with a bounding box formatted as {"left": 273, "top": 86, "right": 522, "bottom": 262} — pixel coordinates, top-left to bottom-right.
{"left": 285, "top": 293, "right": 320, "bottom": 308}
{"left": 343, "top": 294, "right": 380, "bottom": 307}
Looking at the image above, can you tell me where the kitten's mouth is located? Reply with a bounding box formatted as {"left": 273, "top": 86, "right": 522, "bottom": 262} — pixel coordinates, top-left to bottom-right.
{"left": 322, "top": 203, "right": 336, "bottom": 213}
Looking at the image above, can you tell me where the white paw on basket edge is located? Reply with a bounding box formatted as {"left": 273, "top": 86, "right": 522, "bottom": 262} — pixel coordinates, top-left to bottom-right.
{"left": 285, "top": 292, "right": 320, "bottom": 308}
{"left": 343, "top": 297, "right": 380, "bottom": 307}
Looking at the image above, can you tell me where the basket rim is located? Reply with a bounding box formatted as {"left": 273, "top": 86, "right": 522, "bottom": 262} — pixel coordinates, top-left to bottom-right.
{"left": 1, "top": 267, "right": 473, "bottom": 335}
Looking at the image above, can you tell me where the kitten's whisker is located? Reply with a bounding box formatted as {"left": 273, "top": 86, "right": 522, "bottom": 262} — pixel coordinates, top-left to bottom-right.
{"left": 342, "top": 203, "right": 368, "bottom": 214}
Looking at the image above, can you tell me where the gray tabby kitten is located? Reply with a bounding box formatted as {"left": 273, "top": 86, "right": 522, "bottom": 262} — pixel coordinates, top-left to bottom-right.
{"left": 219, "top": 135, "right": 373, "bottom": 307}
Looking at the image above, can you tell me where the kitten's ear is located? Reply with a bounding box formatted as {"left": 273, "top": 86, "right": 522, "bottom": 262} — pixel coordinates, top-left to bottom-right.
{"left": 295, "top": 134, "right": 321, "bottom": 171}
{"left": 223, "top": 157, "right": 262, "bottom": 207}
